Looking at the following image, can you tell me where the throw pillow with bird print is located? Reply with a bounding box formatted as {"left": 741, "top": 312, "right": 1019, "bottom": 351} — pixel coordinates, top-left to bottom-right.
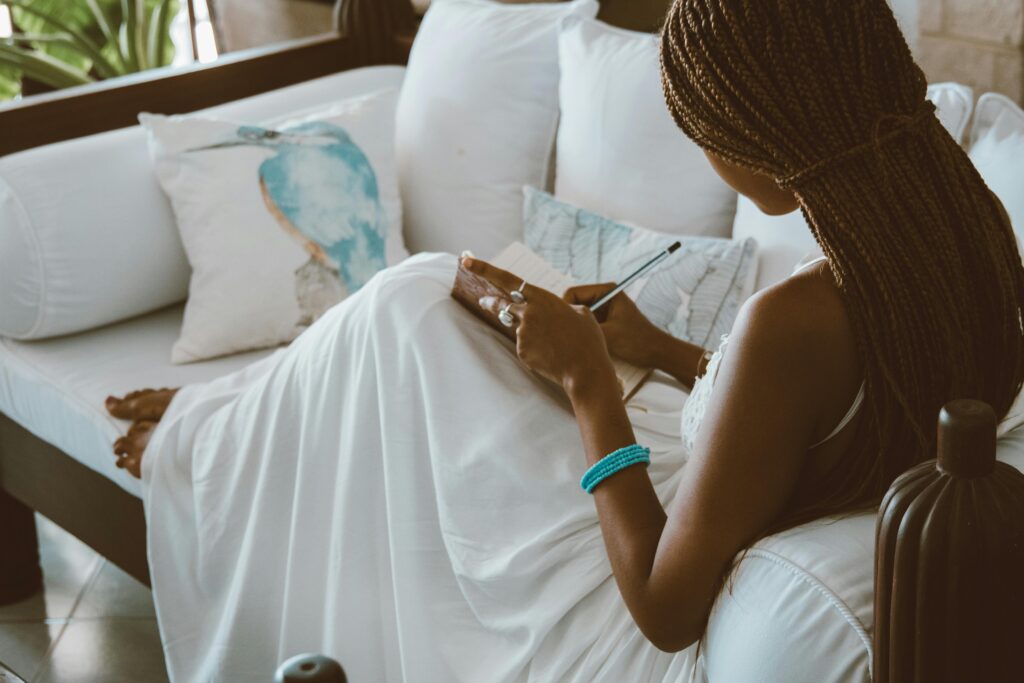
{"left": 142, "top": 89, "right": 408, "bottom": 363}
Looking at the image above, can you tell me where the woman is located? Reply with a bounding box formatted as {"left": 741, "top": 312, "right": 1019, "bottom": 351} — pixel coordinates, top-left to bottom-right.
{"left": 108, "top": 0, "right": 1024, "bottom": 679}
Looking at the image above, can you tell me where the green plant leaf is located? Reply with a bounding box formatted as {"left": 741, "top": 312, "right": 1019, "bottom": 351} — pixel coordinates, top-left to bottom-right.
{"left": 7, "top": 0, "right": 121, "bottom": 78}
{"left": 0, "top": 0, "right": 181, "bottom": 101}
{"left": 118, "top": 0, "right": 139, "bottom": 70}
{"left": 8, "top": 1, "right": 92, "bottom": 75}
{"left": 147, "top": 0, "right": 176, "bottom": 68}
{"left": 0, "top": 63, "right": 23, "bottom": 101}
{"left": 133, "top": 0, "right": 147, "bottom": 70}
{"left": 8, "top": 31, "right": 76, "bottom": 44}
{"left": 83, "top": 0, "right": 126, "bottom": 70}
{"left": 0, "top": 43, "right": 94, "bottom": 89}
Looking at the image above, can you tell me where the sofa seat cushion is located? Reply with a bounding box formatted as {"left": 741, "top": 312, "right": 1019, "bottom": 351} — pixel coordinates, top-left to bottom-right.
{"left": 0, "top": 307, "right": 273, "bottom": 497}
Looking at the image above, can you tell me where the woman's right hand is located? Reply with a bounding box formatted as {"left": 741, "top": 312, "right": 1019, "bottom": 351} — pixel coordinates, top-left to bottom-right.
{"left": 563, "top": 284, "right": 668, "bottom": 368}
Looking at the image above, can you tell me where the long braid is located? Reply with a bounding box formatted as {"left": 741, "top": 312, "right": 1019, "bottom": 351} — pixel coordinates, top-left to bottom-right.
{"left": 660, "top": 0, "right": 1024, "bottom": 530}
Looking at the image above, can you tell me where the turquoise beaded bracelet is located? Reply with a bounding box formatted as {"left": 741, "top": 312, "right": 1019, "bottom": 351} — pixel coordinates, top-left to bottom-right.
{"left": 580, "top": 444, "right": 651, "bottom": 494}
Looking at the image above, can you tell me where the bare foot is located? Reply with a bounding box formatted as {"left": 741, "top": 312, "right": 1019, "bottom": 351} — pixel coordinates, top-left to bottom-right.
{"left": 106, "top": 388, "right": 178, "bottom": 422}
{"left": 113, "top": 420, "right": 157, "bottom": 478}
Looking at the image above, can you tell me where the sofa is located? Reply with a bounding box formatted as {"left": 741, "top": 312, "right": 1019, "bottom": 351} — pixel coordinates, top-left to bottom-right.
{"left": 1, "top": 0, "right": 1023, "bottom": 680}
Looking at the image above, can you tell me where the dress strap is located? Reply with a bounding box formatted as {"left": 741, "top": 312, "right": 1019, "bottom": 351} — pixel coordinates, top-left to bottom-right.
{"left": 792, "top": 254, "right": 864, "bottom": 449}
{"left": 810, "top": 382, "right": 866, "bottom": 449}
{"left": 791, "top": 255, "right": 827, "bottom": 276}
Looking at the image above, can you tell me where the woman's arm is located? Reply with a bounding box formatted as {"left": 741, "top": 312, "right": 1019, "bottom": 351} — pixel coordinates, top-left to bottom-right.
{"left": 566, "top": 284, "right": 851, "bottom": 651}
{"left": 647, "top": 332, "right": 708, "bottom": 388}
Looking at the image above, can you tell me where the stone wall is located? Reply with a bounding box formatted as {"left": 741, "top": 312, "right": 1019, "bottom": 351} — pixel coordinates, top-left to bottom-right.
{"left": 917, "top": 0, "right": 1024, "bottom": 101}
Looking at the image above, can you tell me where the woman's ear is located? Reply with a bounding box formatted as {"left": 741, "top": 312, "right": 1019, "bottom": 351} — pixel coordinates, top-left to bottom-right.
{"left": 704, "top": 151, "right": 800, "bottom": 216}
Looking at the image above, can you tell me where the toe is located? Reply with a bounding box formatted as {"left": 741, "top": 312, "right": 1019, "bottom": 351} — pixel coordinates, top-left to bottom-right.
{"left": 126, "top": 458, "right": 142, "bottom": 479}
{"left": 108, "top": 397, "right": 137, "bottom": 420}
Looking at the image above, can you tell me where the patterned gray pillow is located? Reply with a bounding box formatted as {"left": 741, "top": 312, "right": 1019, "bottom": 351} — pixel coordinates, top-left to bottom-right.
{"left": 523, "top": 187, "right": 757, "bottom": 348}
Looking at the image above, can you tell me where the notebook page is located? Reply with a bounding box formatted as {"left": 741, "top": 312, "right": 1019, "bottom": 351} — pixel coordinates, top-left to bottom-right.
{"left": 492, "top": 242, "right": 576, "bottom": 296}
{"left": 492, "top": 243, "right": 651, "bottom": 399}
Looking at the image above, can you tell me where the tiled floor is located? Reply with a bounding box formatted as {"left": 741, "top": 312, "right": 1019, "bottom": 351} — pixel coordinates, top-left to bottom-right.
{"left": 0, "top": 516, "right": 168, "bottom": 682}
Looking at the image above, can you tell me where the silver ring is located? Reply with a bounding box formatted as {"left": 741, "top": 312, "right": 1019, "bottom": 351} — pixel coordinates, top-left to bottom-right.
{"left": 498, "top": 304, "right": 517, "bottom": 328}
{"left": 510, "top": 280, "right": 527, "bottom": 305}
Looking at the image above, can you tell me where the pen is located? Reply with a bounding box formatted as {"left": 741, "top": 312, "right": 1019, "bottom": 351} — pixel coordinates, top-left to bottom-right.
{"left": 589, "top": 241, "right": 682, "bottom": 313}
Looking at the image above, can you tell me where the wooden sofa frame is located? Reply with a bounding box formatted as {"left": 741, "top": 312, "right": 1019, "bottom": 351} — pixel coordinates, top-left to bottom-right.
{"left": 0, "top": 1, "right": 1008, "bottom": 680}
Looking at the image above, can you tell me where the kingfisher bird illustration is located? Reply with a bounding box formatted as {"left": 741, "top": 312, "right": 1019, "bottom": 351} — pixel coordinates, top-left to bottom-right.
{"left": 190, "top": 122, "right": 387, "bottom": 326}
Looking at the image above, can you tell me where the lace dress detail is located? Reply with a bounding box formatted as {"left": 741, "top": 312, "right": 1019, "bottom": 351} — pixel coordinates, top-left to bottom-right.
{"left": 679, "top": 335, "right": 730, "bottom": 453}
{"left": 680, "top": 255, "right": 827, "bottom": 453}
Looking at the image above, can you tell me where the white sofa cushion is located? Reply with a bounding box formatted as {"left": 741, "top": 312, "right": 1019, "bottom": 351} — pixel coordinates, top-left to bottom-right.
{"left": 555, "top": 16, "right": 737, "bottom": 238}
{"left": 732, "top": 199, "right": 821, "bottom": 294}
{"left": 0, "top": 66, "right": 406, "bottom": 341}
{"left": 395, "top": 0, "right": 599, "bottom": 259}
{"left": 701, "top": 425, "right": 1024, "bottom": 682}
{"left": 969, "top": 95, "right": 1024, "bottom": 240}
{"left": 143, "top": 91, "right": 407, "bottom": 364}
{"left": 0, "top": 305, "right": 274, "bottom": 497}
{"left": 927, "top": 82, "right": 974, "bottom": 145}
{"left": 970, "top": 92, "right": 1024, "bottom": 148}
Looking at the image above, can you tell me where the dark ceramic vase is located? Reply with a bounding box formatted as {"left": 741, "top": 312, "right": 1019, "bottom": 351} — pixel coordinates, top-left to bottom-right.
{"left": 874, "top": 399, "right": 1024, "bottom": 682}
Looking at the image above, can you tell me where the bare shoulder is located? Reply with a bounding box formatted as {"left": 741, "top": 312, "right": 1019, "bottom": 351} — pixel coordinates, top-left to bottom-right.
{"left": 744, "top": 261, "right": 851, "bottom": 339}
{"left": 730, "top": 260, "right": 859, "bottom": 398}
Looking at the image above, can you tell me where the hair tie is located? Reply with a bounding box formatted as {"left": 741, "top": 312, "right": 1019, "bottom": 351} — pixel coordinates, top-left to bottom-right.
{"left": 777, "top": 101, "right": 937, "bottom": 190}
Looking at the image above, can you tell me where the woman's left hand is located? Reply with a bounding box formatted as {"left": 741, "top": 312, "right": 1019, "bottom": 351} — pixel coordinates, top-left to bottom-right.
{"left": 462, "top": 256, "right": 616, "bottom": 390}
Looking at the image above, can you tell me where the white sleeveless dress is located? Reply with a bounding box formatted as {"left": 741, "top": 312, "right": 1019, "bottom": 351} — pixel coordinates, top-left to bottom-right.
{"left": 679, "top": 256, "right": 866, "bottom": 454}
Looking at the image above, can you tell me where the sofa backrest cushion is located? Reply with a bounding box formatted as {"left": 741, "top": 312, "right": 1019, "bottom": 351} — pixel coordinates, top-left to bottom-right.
{"left": 0, "top": 66, "right": 406, "bottom": 341}
{"left": 969, "top": 94, "right": 1024, "bottom": 241}
{"left": 970, "top": 92, "right": 1024, "bottom": 148}
{"left": 927, "top": 82, "right": 974, "bottom": 145}
{"left": 395, "top": 0, "right": 599, "bottom": 259}
{"left": 554, "top": 16, "right": 737, "bottom": 239}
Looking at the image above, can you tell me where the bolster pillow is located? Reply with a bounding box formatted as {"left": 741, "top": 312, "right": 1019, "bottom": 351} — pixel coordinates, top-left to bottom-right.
{"left": 0, "top": 66, "right": 406, "bottom": 340}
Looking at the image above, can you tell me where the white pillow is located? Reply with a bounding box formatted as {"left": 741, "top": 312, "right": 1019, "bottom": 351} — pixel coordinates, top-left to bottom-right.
{"left": 395, "top": 0, "right": 599, "bottom": 259}
{"left": 970, "top": 92, "right": 1024, "bottom": 148}
{"left": 143, "top": 89, "right": 408, "bottom": 363}
{"left": 0, "top": 66, "right": 406, "bottom": 341}
{"left": 523, "top": 187, "right": 757, "bottom": 349}
{"left": 926, "top": 82, "right": 974, "bottom": 145}
{"left": 555, "top": 16, "right": 737, "bottom": 239}
{"left": 732, "top": 200, "right": 821, "bottom": 293}
{"left": 970, "top": 108, "right": 1024, "bottom": 240}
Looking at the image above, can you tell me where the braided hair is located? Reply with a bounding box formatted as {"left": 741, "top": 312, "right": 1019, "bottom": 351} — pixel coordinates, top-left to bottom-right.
{"left": 660, "top": 0, "right": 1024, "bottom": 531}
